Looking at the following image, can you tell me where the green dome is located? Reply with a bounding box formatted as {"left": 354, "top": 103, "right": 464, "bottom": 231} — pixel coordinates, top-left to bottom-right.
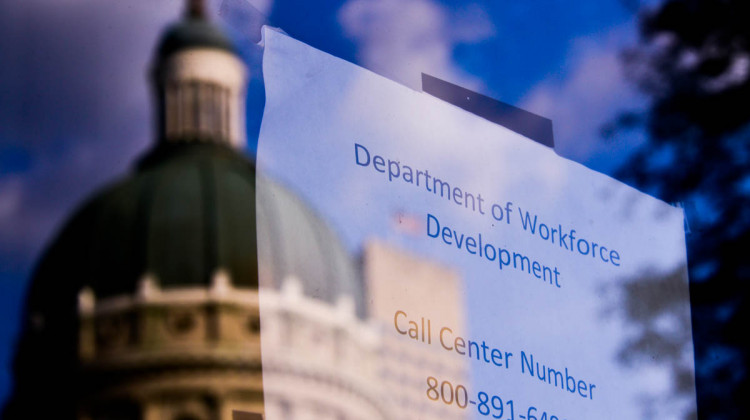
{"left": 156, "top": 17, "right": 237, "bottom": 59}
{"left": 56, "top": 143, "right": 258, "bottom": 297}
{"left": 257, "top": 176, "right": 366, "bottom": 317}
{"left": 33, "top": 143, "right": 365, "bottom": 314}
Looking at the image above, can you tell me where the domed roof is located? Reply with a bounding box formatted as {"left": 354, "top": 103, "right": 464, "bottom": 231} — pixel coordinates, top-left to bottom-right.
{"left": 156, "top": 14, "right": 236, "bottom": 59}
{"left": 35, "top": 143, "right": 364, "bottom": 315}
{"left": 50, "top": 143, "right": 257, "bottom": 296}
{"left": 257, "top": 176, "right": 366, "bottom": 317}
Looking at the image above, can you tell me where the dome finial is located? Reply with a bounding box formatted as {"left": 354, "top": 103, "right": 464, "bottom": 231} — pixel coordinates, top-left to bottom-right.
{"left": 186, "top": 0, "right": 207, "bottom": 19}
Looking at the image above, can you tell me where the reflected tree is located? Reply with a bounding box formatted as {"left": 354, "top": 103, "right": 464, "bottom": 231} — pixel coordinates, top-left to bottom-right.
{"left": 611, "top": 265, "right": 696, "bottom": 419}
{"left": 611, "top": 0, "right": 750, "bottom": 418}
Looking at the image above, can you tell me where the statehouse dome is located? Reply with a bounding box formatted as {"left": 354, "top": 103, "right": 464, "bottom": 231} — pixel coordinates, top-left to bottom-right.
{"left": 4, "top": 3, "right": 369, "bottom": 418}
{"left": 40, "top": 142, "right": 365, "bottom": 316}
{"left": 32, "top": 0, "right": 363, "bottom": 312}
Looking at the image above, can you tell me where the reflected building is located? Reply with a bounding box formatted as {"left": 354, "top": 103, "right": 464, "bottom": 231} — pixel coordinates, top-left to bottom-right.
{"left": 364, "top": 241, "right": 468, "bottom": 420}
{"left": 4, "top": 2, "right": 467, "bottom": 419}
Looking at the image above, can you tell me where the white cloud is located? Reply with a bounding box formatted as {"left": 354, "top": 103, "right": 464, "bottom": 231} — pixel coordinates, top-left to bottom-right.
{"left": 521, "top": 26, "right": 647, "bottom": 173}
{"left": 338, "top": 0, "right": 492, "bottom": 90}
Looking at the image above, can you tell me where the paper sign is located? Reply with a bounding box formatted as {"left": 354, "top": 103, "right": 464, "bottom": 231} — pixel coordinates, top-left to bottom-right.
{"left": 255, "top": 26, "right": 697, "bottom": 420}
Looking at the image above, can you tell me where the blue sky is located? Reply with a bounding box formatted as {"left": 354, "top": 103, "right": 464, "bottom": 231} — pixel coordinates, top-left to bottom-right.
{"left": 0, "top": 0, "right": 651, "bottom": 404}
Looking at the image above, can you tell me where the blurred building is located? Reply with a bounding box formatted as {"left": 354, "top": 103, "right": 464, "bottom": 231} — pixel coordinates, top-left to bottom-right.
{"left": 363, "top": 241, "right": 468, "bottom": 420}
{"left": 4, "top": 2, "right": 467, "bottom": 419}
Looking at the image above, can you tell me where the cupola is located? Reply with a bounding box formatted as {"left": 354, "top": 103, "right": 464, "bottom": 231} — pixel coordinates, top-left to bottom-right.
{"left": 152, "top": 0, "right": 247, "bottom": 148}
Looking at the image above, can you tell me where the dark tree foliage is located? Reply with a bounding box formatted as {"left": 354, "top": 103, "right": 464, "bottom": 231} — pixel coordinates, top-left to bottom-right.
{"left": 610, "top": 265, "right": 696, "bottom": 419}
{"left": 617, "top": 0, "right": 750, "bottom": 418}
